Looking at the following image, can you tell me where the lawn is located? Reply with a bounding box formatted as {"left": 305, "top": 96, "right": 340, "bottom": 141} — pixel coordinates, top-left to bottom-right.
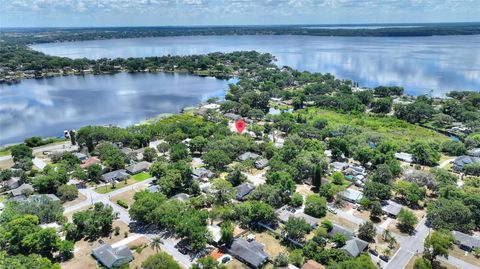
{"left": 298, "top": 108, "right": 450, "bottom": 147}
{"left": 0, "top": 150, "right": 10, "bottom": 157}
{"left": 94, "top": 179, "right": 135, "bottom": 194}
{"left": 131, "top": 172, "right": 152, "bottom": 181}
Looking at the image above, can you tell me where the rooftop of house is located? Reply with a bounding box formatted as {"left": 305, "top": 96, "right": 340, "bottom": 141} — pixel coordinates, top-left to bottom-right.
{"left": 328, "top": 224, "right": 355, "bottom": 240}
{"left": 381, "top": 200, "right": 403, "bottom": 217}
{"left": 235, "top": 183, "right": 255, "bottom": 200}
{"left": 467, "top": 148, "right": 480, "bottom": 157}
{"left": 238, "top": 152, "right": 260, "bottom": 161}
{"left": 170, "top": 193, "right": 190, "bottom": 202}
{"left": 394, "top": 152, "right": 413, "bottom": 163}
{"left": 10, "top": 183, "right": 34, "bottom": 196}
{"left": 453, "top": 155, "right": 480, "bottom": 169}
{"left": 208, "top": 225, "right": 222, "bottom": 243}
{"left": 92, "top": 243, "right": 133, "bottom": 269}
{"left": 341, "top": 238, "right": 369, "bottom": 257}
{"left": 101, "top": 169, "right": 129, "bottom": 182}
{"left": 453, "top": 231, "right": 480, "bottom": 249}
{"left": 228, "top": 238, "right": 268, "bottom": 268}
{"left": 192, "top": 167, "right": 214, "bottom": 179}
{"left": 277, "top": 206, "right": 319, "bottom": 227}
{"left": 301, "top": 259, "right": 326, "bottom": 269}
{"left": 254, "top": 158, "right": 269, "bottom": 169}
{"left": 80, "top": 156, "right": 101, "bottom": 168}
{"left": 339, "top": 188, "right": 363, "bottom": 203}
{"left": 126, "top": 161, "right": 151, "bottom": 174}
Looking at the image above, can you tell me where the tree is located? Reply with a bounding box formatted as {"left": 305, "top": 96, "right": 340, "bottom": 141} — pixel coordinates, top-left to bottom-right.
{"left": 358, "top": 221, "right": 375, "bottom": 242}
{"left": 149, "top": 161, "right": 168, "bottom": 179}
{"left": 129, "top": 191, "right": 166, "bottom": 224}
{"left": 142, "top": 252, "right": 181, "bottom": 269}
{"left": 0, "top": 195, "right": 65, "bottom": 225}
{"left": 290, "top": 192, "right": 303, "bottom": 207}
{"left": 190, "top": 136, "right": 207, "bottom": 153}
{"left": 394, "top": 181, "right": 425, "bottom": 206}
{"left": 157, "top": 142, "right": 170, "bottom": 154}
{"left": 371, "top": 97, "right": 393, "bottom": 114}
{"left": 288, "top": 249, "right": 304, "bottom": 267}
{"left": 304, "top": 194, "right": 327, "bottom": 218}
{"left": 371, "top": 164, "right": 394, "bottom": 184}
{"left": 397, "top": 208, "right": 418, "bottom": 233}
{"left": 218, "top": 221, "right": 234, "bottom": 247}
{"left": 413, "top": 258, "right": 432, "bottom": 269}
{"left": 87, "top": 164, "right": 102, "bottom": 182}
{"left": 266, "top": 171, "right": 296, "bottom": 194}
{"left": 364, "top": 182, "right": 391, "bottom": 201}
{"left": 143, "top": 147, "right": 157, "bottom": 162}
{"left": 72, "top": 203, "right": 115, "bottom": 239}
{"left": 441, "top": 140, "right": 466, "bottom": 156}
{"left": 170, "top": 143, "right": 189, "bottom": 162}
{"left": 10, "top": 144, "right": 33, "bottom": 163}
{"left": 56, "top": 184, "right": 78, "bottom": 201}
{"left": 58, "top": 240, "right": 74, "bottom": 260}
{"left": 312, "top": 163, "right": 322, "bottom": 189}
{"left": 423, "top": 229, "right": 454, "bottom": 268}
{"left": 427, "top": 198, "right": 475, "bottom": 232}
{"left": 273, "top": 253, "right": 289, "bottom": 267}
{"left": 0, "top": 252, "right": 61, "bottom": 269}
{"left": 192, "top": 256, "right": 226, "bottom": 269}
{"left": 203, "top": 149, "right": 231, "bottom": 170}
{"left": 283, "top": 216, "right": 312, "bottom": 242}
{"left": 332, "top": 171, "right": 344, "bottom": 185}
{"left": 331, "top": 233, "right": 347, "bottom": 247}
{"left": 226, "top": 167, "right": 246, "bottom": 186}
{"left": 71, "top": 166, "right": 87, "bottom": 181}
{"left": 410, "top": 141, "right": 440, "bottom": 166}
{"left": 150, "top": 236, "right": 163, "bottom": 253}
{"left": 212, "top": 179, "right": 236, "bottom": 205}
{"left": 235, "top": 201, "right": 277, "bottom": 226}
{"left": 370, "top": 200, "right": 382, "bottom": 220}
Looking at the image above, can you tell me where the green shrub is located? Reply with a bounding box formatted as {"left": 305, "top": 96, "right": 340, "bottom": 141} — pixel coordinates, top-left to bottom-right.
{"left": 117, "top": 200, "right": 129, "bottom": 209}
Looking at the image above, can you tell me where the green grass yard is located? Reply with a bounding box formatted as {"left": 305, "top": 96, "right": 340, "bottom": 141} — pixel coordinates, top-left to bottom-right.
{"left": 131, "top": 172, "right": 151, "bottom": 181}
{"left": 94, "top": 173, "right": 151, "bottom": 194}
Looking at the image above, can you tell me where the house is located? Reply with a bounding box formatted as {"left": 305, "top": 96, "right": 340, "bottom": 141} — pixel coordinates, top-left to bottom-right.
{"left": 301, "top": 260, "right": 325, "bottom": 269}
{"left": 277, "top": 205, "right": 319, "bottom": 228}
{"left": 328, "top": 224, "right": 355, "bottom": 239}
{"left": 341, "top": 238, "right": 369, "bottom": 257}
{"left": 120, "top": 147, "right": 133, "bottom": 155}
{"left": 10, "top": 183, "right": 34, "bottom": 196}
{"left": 80, "top": 157, "right": 101, "bottom": 169}
{"left": 394, "top": 152, "right": 413, "bottom": 163}
{"left": 331, "top": 162, "right": 348, "bottom": 172}
{"left": 192, "top": 168, "right": 214, "bottom": 181}
{"left": 101, "top": 170, "right": 129, "bottom": 183}
{"left": 4, "top": 177, "right": 20, "bottom": 190}
{"left": 452, "top": 231, "right": 480, "bottom": 251}
{"left": 125, "top": 161, "right": 151, "bottom": 175}
{"left": 452, "top": 155, "right": 480, "bottom": 171}
{"left": 235, "top": 183, "right": 255, "bottom": 201}
{"left": 381, "top": 200, "right": 403, "bottom": 218}
{"left": 73, "top": 152, "right": 88, "bottom": 161}
{"left": 208, "top": 225, "right": 222, "bottom": 244}
{"left": 170, "top": 193, "right": 190, "bottom": 202}
{"left": 224, "top": 113, "right": 241, "bottom": 121}
{"left": 467, "top": 148, "right": 480, "bottom": 158}
{"left": 238, "top": 152, "right": 260, "bottom": 161}
{"left": 228, "top": 238, "right": 268, "bottom": 268}
{"left": 255, "top": 159, "right": 269, "bottom": 169}
{"left": 339, "top": 189, "right": 363, "bottom": 203}
{"left": 30, "top": 194, "right": 61, "bottom": 202}
{"left": 147, "top": 185, "right": 161, "bottom": 193}
{"left": 92, "top": 243, "right": 133, "bottom": 269}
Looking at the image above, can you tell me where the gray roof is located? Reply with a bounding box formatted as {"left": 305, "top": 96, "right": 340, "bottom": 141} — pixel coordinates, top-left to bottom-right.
{"left": 5, "top": 177, "right": 20, "bottom": 189}
{"left": 339, "top": 189, "right": 363, "bottom": 203}
{"left": 126, "top": 161, "right": 151, "bottom": 174}
{"left": 328, "top": 224, "right": 355, "bottom": 240}
{"left": 277, "top": 206, "right": 319, "bottom": 227}
{"left": 453, "top": 231, "right": 480, "bottom": 249}
{"left": 73, "top": 152, "right": 88, "bottom": 160}
{"left": 331, "top": 162, "right": 348, "bottom": 171}
{"left": 10, "top": 183, "right": 34, "bottom": 196}
{"left": 394, "top": 152, "right": 413, "bottom": 163}
{"left": 170, "top": 193, "right": 190, "bottom": 201}
{"left": 467, "top": 148, "right": 480, "bottom": 157}
{"left": 224, "top": 113, "right": 241, "bottom": 120}
{"left": 341, "top": 238, "right": 369, "bottom": 257}
{"left": 235, "top": 183, "right": 255, "bottom": 200}
{"left": 228, "top": 238, "right": 268, "bottom": 268}
{"left": 453, "top": 155, "right": 480, "bottom": 170}
{"left": 147, "top": 185, "right": 161, "bottom": 193}
{"left": 30, "top": 194, "right": 60, "bottom": 202}
{"left": 101, "top": 170, "right": 129, "bottom": 182}
{"left": 255, "top": 159, "right": 269, "bottom": 169}
{"left": 92, "top": 244, "right": 133, "bottom": 269}
{"left": 238, "top": 152, "right": 260, "bottom": 161}
{"left": 192, "top": 168, "right": 214, "bottom": 179}
{"left": 381, "top": 200, "right": 402, "bottom": 217}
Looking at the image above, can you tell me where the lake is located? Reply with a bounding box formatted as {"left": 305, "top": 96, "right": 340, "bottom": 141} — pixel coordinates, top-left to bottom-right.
{"left": 0, "top": 73, "right": 232, "bottom": 145}
{"left": 32, "top": 35, "right": 480, "bottom": 96}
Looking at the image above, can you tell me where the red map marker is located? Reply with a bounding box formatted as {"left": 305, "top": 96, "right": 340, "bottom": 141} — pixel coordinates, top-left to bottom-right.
{"left": 235, "top": 119, "right": 246, "bottom": 133}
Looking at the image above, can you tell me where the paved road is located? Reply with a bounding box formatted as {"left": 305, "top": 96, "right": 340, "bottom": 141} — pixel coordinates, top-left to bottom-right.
{"left": 440, "top": 255, "right": 480, "bottom": 269}
{"left": 438, "top": 158, "right": 454, "bottom": 168}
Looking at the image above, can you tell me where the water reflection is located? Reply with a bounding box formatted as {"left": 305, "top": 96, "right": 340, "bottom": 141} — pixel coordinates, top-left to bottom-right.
{"left": 32, "top": 35, "right": 480, "bottom": 96}
{"left": 0, "top": 73, "right": 231, "bottom": 144}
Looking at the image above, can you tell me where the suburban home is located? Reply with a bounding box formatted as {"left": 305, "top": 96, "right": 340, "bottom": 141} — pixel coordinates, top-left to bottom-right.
{"left": 10, "top": 183, "right": 34, "bottom": 197}
{"left": 341, "top": 238, "right": 369, "bottom": 257}
{"left": 170, "top": 193, "right": 190, "bottom": 202}
{"left": 381, "top": 200, "right": 403, "bottom": 218}
{"left": 224, "top": 113, "right": 241, "bottom": 121}
{"left": 467, "top": 148, "right": 480, "bottom": 157}
{"left": 235, "top": 183, "right": 255, "bottom": 201}
{"left": 394, "top": 152, "right": 413, "bottom": 163}
{"left": 73, "top": 152, "right": 88, "bottom": 161}
{"left": 277, "top": 205, "right": 319, "bottom": 228}
{"left": 301, "top": 260, "right": 325, "bottom": 269}
{"left": 328, "top": 224, "right": 355, "bottom": 239}
{"left": 80, "top": 156, "right": 101, "bottom": 169}
{"left": 331, "top": 162, "right": 348, "bottom": 172}
{"left": 30, "top": 194, "right": 61, "bottom": 202}
{"left": 147, "top": 185, "right": 161, "bottom": 193}
{"left": 339, "top": 189, "right": 363, "bottom": 204}
{"left": 101, "top": 170, "right": 129, "bottom": 183}
{"left": 208, "top": 225, "right": 222, "bottom": 244}
{"left": 254, "top": 159, "right": 269, "bottom": 169}
{"left": 92, "top": 243, "right": 133, "bottom": 269}
{"left": 125, "top": 161, "right": 151, "bottom": 175}
{"left": 452, "top": 231, "right": 480, "bottom": 251}
{"left": 192, "top": 168, "right": 214, "bottom": 181}
{"left": 452, "top": 155, "right": 480, "bottom": 171}
{"left": 4, "top": 177, "right": 20, "bottom": 190}
{"left": 238, "top": 152, "right": 260, "bottom": 161}
{"left": 228, "top": 238, "right": 268, "bottom": 268}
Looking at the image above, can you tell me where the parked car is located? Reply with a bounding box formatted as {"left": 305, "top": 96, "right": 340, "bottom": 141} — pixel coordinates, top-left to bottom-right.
{"left": 369, "top": 248, "right": 378, "bottom": 256}
{"left": 380, "top": 255, "right": 389, "bottom": 262}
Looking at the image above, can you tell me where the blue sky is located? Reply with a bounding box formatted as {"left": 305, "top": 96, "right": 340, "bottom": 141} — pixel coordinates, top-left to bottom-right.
{"left": 1, "top": 0, "right": 479, "bottom": 27}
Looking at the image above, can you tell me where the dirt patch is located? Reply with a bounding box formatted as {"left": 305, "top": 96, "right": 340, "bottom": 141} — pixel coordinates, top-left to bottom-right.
{"left": 296, "top": 184, "right": 315, "bottom": 197}
{"left": 226, "top": 258, "right": 250, "bottom": 269}
{"left": 245, "top": 232, "right": 287, "bottom": 258}
{"left": 63, "top": 192, "right": 87, "bottom": 208}
{"left": 126, "top": 237, "right": 156, "bottom": 269}
{"left": 110, "top": 188, "right": 141, "bottom": 207}
{"left": 0, "top": 159, "right": 14, "bottom": 169}
{"left": 326, "top": 212, "right": 359, "bottom": 231}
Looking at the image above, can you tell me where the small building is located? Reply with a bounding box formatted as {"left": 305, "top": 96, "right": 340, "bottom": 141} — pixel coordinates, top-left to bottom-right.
{"left": 381, "top": 200, "right": 403, "bottom": 218}
{"left": 341, "top": 238, "right": 369, "bottom": 257}
{"left": 238, "top": 152, "right": 260, "bottom": 162}
{"left": 331, "top": 162, "right": 348, "bottom": 172}
{"left": 80, "top": 157, "right": 101, "bottom": 169}
{"left": 254, "top": 159, "right": 269, "bottom": 169}
{"left": 339, "top": 189, "right": 363, "bottom": 204}
{"left": 394, "top": 152, "right": 413, "bottom": 163}
{"left": 224, "top": 113, "right": 241, "bottom": 121}
{"left": 101, "top": 170, "right": 129, "bottom": 183}
{"left": 10, "top": 183, "right": 34, "bottom": 197}
{"left": 170, "top": 193, "right": 190, "bottom": 202}
{"left": 228, "top": 238, "right": 268, "bottom": 268}
{"left": 467, "top": 148, "right": 480, "bottom": 157}
{"left": 301, "top": 260, "right": 325, "bottom": 269}
{"left": 208, "top": 225, "right": 222, "bottom": 244}
{"left": 328, "top": 224, "right": 355, "bottom": 240}
{"left": 73, "top": 152, "right": 88, "bottom": 161}
{"left": 125, "top": 161, "right": 151, "bottom": 175}
{"left": 192, "top": 168, "right": 214, "bottom": 181}
{"left": 147, "top": 185, "right": 161, "bottom": 193}
{"left": 4, "top": 177, "right": 20, "bottom": 190}
{"left": 452, "top": 155, "right": 480, "bottom": 171}
{"left": 235, "top": 183, "right": 255, "bottom": 201}
{"left": 277, "top": 206, "right": 319, "bottom": 228}
{"left": 92, "top": 243, "right": 133, "bottom": 269}
{"left": 30, "top": 194, "right": 61, "bottom": 202}
{"left": 452, "top": 231, "right": 480, "bottom": 251}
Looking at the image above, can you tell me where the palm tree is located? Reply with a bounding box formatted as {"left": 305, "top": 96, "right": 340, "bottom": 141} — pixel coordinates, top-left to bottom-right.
{"left": 150, "top": 236, "right": 163, "bottom": 253}
{"left": 382, "top": 230, "right": 391, "bottom": 241}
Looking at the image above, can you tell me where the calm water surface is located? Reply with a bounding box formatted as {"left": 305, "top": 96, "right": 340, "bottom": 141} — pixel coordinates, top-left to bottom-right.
{"left": 0, "top": 73, "right": 231, "bottom": 145}
{"left": 32, "top": 35, "right": 480, "bottom": 96}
